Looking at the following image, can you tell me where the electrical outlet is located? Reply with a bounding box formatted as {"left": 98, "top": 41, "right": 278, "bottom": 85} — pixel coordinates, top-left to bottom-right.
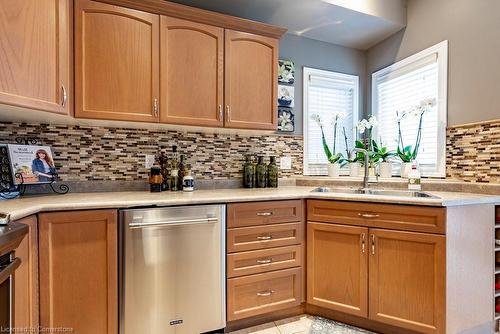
{"left": 280, "top": 156, "right": 292, "bottom": 170}
{"left": 145, "top": 154, "right": 156, "bottom": 169}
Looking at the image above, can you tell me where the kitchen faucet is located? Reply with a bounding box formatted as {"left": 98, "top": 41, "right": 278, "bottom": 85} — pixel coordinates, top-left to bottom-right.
{"left": 351, "top": 148, "right": 375, "bottom": 189}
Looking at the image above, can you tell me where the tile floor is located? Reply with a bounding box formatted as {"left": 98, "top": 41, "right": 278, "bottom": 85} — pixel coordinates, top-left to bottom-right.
{"left": 229, "top": 315, "right": 313, "bottom": 334}
{"left": 228, "top": 315, "right": 378, "bottom": 334}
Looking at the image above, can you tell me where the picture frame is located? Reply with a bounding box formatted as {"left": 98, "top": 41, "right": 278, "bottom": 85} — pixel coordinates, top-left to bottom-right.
{"left": 278, "top": 60, "right": 295, "bottom": 84}
{"left": 7, "top": 144, "right": 57, "bottom": 185}
{"left": 278, "top": 107, "right": 295, "bottom": 132}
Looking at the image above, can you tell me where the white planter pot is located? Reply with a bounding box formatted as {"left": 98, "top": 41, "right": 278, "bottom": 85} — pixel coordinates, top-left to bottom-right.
{"left": 349, "top": 162, "right": 361, "bottom": 177}
{"left": 379, "top": 162, "right": 393, "bottom": 178}
{"left": 400, "top": 162, "right": 413, "bottom": 178}
{"left": 328, "top": 163, "right": 341, "bottom": 177}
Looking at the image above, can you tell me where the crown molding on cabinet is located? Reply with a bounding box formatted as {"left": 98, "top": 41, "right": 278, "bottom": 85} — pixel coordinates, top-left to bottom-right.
{"left": 95, "top": 0, "right": 288, "bottom": 38}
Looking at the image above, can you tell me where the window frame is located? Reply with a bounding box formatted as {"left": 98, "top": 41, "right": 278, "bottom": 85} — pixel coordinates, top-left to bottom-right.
{"left": 371, "top": 40, "right": 448, "bottom": 177}
{"left": 303, "top": 67, "right": 359, "bottom": 176}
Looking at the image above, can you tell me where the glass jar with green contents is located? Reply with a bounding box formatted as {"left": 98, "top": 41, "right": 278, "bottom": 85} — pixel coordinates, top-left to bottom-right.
{"left": 255, "top": 156, "right": 267, "bottom": 188}
{"left": 243, "top": 155, "right": 255, "bottom": 188}
{"left": 267, "top": 156, "right": 278, "bottom": 188}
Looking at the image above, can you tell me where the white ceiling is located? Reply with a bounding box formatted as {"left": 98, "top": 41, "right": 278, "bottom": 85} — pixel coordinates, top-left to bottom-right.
{"left": 167, "top": 0, "right": 407, "bottom": 50}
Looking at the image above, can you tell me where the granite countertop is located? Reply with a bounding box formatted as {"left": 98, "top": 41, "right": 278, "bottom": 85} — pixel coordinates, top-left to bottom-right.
{"left": 0, "top": 222, "right": 28, "bottom": 251}
{"left": 0, "top": 186, "right": 499, "bottom": 221}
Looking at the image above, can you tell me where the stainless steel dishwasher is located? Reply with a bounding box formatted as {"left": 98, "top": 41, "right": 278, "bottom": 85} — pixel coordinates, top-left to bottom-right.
{"left": 119, "top": 205, "right": 226, "bottom": 334}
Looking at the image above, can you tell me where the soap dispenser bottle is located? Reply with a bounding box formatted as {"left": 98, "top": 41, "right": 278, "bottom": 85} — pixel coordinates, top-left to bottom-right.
{"left": 407, "top": 162, "right": 421, "bottom": 191}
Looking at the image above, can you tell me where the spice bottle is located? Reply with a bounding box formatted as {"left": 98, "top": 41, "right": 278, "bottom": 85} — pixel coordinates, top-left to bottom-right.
{"left": 149, "top": 166, "right": 163, "bottom": 193}
{"left": 267, "top": 156, "right": 279, "bottom": 188}
{"left": 255, "top": 156, "right": 267, "bottom": 188}
{"left": 243, "top": 155, "right": 255, "bottom": 188}
{"left": 178, "top": 154, "right": 187, "bottom": 190}
{"left": 170, "top": 145, "right": 179, "bottom": 191}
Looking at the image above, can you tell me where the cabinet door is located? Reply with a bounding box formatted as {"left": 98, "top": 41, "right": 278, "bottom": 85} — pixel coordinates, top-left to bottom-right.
{"left": 0, "top": 0, "right": 71, "bottom": 114}
{"left": 39, "top": 210, "right": 117, "bottom": 334}
{"left": 75, "top": 0, "right": 159, "bottom": 122}
{"left": 224, "top": 30, "right": 278, "bottom": 130}
{"left": 369, "top": 229, "right": 445, "bottom": 334}
{"left": 307, "top": 222, "right": 368, "bottom": 317}
{"left": 160, "top": 16, "right": 223, "bottom": 127}
{"left": 14, "top": 215, "right": 39, "bottom": 329}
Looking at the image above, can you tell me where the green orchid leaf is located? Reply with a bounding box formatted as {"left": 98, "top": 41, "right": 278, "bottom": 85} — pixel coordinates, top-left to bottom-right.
{"left": 355, "top": 140, "right": 366, "bottom": 149}
{"left": 320, "top": 126, "right": 332, "bottom": 160}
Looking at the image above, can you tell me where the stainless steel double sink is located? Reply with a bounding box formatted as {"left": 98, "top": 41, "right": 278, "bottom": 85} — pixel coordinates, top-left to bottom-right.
{"left": 311, "top": 186, "right": 439, "bottom": 198}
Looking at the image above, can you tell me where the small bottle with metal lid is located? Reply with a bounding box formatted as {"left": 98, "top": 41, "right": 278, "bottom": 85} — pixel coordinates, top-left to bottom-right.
{"left": 255, "top": 156, "right": 267, "bottom": 188}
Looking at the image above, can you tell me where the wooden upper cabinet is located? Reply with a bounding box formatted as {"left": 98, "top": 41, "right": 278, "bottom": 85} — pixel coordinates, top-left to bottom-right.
{"left": 75, "top": 0, "right": 160, "bottom": 122}
{"left": 307, "top": 222, "right": 368, "bottom": 318}
{"left": 0, "top": 0, "right": 71, "bottom": 114}
{"left": 369, "top": 229, "right": 445, "bottom": 334}
{"left": 39, "top": 210, "right": 117, "bottom": 334}
{"left": 224, "top": 30, "right": 278, "bottom": 130}
{"left": 160, "top": 16, "right": 224, "bottom": 127}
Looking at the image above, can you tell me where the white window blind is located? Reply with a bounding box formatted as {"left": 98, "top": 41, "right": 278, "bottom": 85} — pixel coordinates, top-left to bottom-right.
{"left": 372, "top": 41, "right": 448, "bottom": 177}
{"left": 303, "top": 68, "right": 359, "bottom": 175}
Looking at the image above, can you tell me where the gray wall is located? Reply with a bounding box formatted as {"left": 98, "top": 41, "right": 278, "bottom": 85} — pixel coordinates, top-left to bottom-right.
{"left": 280, "top": 34, "right": 366, "bottom": 135}
{"left": 366, "top": 0, "right": 500, "bottom": 126}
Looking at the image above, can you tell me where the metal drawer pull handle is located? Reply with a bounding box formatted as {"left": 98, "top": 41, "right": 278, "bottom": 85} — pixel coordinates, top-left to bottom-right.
{"left": 129, "top": 217, "right": 217, "bottom": 229}
{"left": 256, "top": 235, "right": 272, "bottom": 240}
{"left": 358, "top": 213, "right": 380, "bottom": 219}
{"left": 256, "top": 212, "right": 273, "bottom": 216}
{"left": 361, "top": 233, "right": 366, "bottom": 253}
{"left": 61, "top": 84, "right": 68, "bottom": 107}
{"left": 371, "top": 234, "right": 376, "bottom": 255}
{"left": 256, "top": 258, "right": 273, "bottom": 264}
{"left": 256, "top": 290, "right": 275, "bottom": 297}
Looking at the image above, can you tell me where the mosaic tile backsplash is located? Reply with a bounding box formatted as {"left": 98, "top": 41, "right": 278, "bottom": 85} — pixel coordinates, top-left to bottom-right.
{"left": 0, "top": 122, "right": 303, "bottom": 182}
{"left": 0, "top": 119, "right": 498, "bottom": 184}
{"left": 447, "top": 120, "right": 500, "bottom": 183}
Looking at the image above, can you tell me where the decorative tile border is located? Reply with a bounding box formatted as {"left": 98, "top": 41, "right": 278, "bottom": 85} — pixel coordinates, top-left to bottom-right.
{"left": 0, "top": 119, "right": 498, "bottom": 185}
{"left": 0, "top": 122, "right": 304, "bottom": 182}
{"left": 446, "top": 119, "right": 500, "bottom": 183}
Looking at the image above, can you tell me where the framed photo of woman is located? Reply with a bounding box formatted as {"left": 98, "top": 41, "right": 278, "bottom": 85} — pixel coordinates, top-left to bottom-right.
{"left": 7, "top": 144, "right": 57, "bottom": 185}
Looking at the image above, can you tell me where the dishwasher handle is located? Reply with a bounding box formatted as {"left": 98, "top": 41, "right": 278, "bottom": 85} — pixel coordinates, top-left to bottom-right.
{"left": 129, "top": 217, "right": 218, "bottom": 229}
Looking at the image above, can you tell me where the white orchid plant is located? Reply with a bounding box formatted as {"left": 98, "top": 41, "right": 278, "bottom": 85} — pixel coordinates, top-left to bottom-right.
{"left": 396, "top": 98, "right": 437, "bottom": 162}
{"left": 311, "top": 112, "right": 346, "bottom": 164}
{"left": 350, "top": 116, "right": 379, "bottom": 164}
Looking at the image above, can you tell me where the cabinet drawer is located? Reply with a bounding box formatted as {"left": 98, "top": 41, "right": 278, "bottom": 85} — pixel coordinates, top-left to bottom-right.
{"left": 227, "top": 245, "right": 303, "bottom": 278}
{"left": 227, "top": 268, "right": 302, "bottom": 321}
{"left": 227, "top": 200, "right": 303, "bottom": 228}
{"left": 227, "top": 223, "right": 303, "bottom": 253}
{"left": 307, "top": 200, "right": 446, "bottom": 234}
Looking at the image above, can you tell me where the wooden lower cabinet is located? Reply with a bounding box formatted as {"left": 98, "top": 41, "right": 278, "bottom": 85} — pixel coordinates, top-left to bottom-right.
{"left": 14, "top": 215, "right": 39, "bottom": 329}
{"left": 307, "top": 222, "right": 368, "bottom": 318}
{"left": 227, "top": 268, "right": 302, "bottom": 321}
{"left": 307, "top": 222, "right": 446, "bottom": 334}
{"left": 369, "top": 229, "right": 445, "bottom": 334}
{"left": 39, "top": 210, "right": 118, "bottom": 334}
